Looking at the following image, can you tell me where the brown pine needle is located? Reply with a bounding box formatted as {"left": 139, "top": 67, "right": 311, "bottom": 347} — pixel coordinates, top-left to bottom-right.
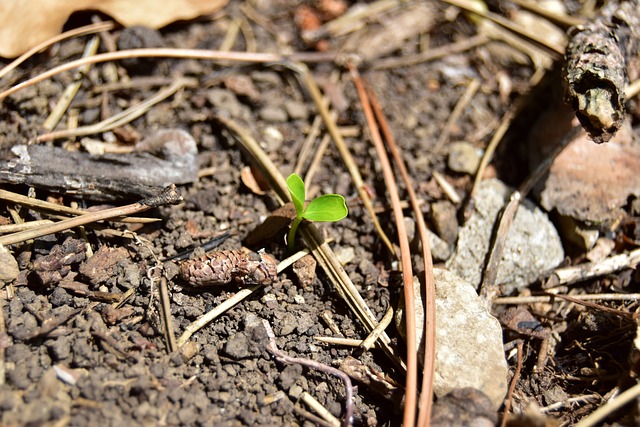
{"left": 366, "top": 78, "right": 437, "bottom": 426}
{"left": 349, "top": 64, "right": 418, "bottom": 427}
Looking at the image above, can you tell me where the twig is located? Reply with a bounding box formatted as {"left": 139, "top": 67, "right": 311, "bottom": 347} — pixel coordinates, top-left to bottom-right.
{"left": 314, "top": 337, "right": 363, "bottom": 347}
{"left": 545, "top": 248, "right": 640, "bottom": 288}
{"left": 159, "top": 277, "right": 176, "bottom": 353}
{"left": 299, "top": 64, "right": 396, "bottom": 255}
{"left": 37, "top": 79, "right": 187, "bottom": 142}
{"left": 0, "top": 48, "right": 337, "bottom": 101}
{"left": 0, "top": 188, "right": 158, "bottom": 224}
{"left": 432, "top": 171, "right": 462, "bottom": 205}
{"left": 434, "top": 79, "right": 481, "bottom": 151}
{"left": 469, "top": 98, "right": 523, "bottom": 204}
{"left": 349, "top": 64, "right": 417, "bottom": 426}
{"left": 0, "top": 297, "right": 6, "bottom": 385}
{"left": 440, "top": 0, "right": 565, "bottom": 57}
{"left": 511, "top": 0, "right": 584, "bottom": 28}
{"left": 0, "top": 21, "right": 115, "bottom": 80}
{"left": 0, "top": 185, "right": 182, "bottom": 246}
{"left": 177, "top": 285, "right": 261, "bottom": 348}
{"left": 373, "top": 34, "right": 488, "bottom": 70}
{"left": 0, "top": 220, "right": 53, "bottom": 234}
{"left": 293, "top": 404, "right": 339, "bottom": 427}
{"left": 262, "top": 319, "right": 353, "bottom": 427}
{"left": 539, "top": 394, "right": 600, "bottom": 413}
{"left": 359, "top": 305, "right": 394, "bottom": 351}
{"left": 304, "top": 134, "right": 332, "bottom": 190}
{"left": 574, "top": 382, "right": 640, "bottom": 427}
{"left": 500, "top": 340, "right": 524, "bottom": 427}
{"left": 495, "top": 293, "right": 640, "bottom": 305}
{"left": 300, "top": 393, "right": 342, "bottom": 427}
{"left": 541, "top": 292, "right": 635, "bottom": 321}
{"left": 479, "top": 191, "right": 521, "bottom": 308}
{"left": 366, "top": 76, "right": 437, "bottom": 426}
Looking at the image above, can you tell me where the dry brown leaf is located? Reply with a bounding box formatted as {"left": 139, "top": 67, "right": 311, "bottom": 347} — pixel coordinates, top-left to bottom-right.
{"left": 0, "top": 0, "right": 228, "bottom": 58}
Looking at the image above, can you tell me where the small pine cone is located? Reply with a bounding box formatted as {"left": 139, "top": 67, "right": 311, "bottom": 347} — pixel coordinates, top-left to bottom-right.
{"left": 180, "top": 250, "right": 278, "bottom": 287}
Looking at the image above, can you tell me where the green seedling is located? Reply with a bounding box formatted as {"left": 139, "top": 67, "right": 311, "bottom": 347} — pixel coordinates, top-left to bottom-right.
{"left": 286, "top": 173, "right": 348, "bottom": 251}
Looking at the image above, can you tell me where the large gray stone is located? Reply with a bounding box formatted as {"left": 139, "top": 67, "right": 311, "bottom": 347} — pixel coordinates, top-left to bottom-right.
{"left": 434, "top": 269, "right": 508, "bottom": 410}
{"left": 446, "top": 179, "right": 563, "bottom": 294}
{"left": 396, "top": 270, "right": 508, "bottom": 410}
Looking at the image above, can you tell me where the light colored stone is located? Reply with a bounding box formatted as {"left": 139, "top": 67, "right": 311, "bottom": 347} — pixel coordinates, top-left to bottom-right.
{"left": 447, "top": 141, "right": 482, "bottom": 174}
{"left": 446, "top": 179, "right": 564, "bottom": 294}
{"left": 0, "top": 244, "right": 19, "bottom": 284}
{"left": 396, "top": 270, "right": 508, "bottom": 410}
{"left": 433, "top": 269, "right": 508, "bottom": 410}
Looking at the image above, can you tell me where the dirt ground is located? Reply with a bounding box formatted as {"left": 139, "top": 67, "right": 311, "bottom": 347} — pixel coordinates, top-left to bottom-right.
{"left": 1, "top": 1, "right": 640, "bottom": 426}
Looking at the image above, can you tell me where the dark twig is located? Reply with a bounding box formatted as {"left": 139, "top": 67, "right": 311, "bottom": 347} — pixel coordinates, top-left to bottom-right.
{"left": 500, "top": 340, "right": 524, "bottom": 427}
{"left": 261, "top": 319, "right": 353, "bottom": 427}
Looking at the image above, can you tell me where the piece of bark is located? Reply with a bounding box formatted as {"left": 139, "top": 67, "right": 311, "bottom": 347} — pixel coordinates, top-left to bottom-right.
{"left": 0, "top": 129, "right": 198, "bottom": 201}
{"left": 563, "top": 0, "right": 640, "bottom": 143}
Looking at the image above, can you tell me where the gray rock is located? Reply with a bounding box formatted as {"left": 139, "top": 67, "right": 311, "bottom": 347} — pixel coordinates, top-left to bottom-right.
{"left": 447, "top": 141, "right": 482, "bottom": 174}
{"left": 430, "top": 201, "right": 458, "bottom": 245}
{"left": 0, "top": 244, "right": 19, "bottom": 283}
{"left": 433, "top": 269, "right": 508, "bottom": 410}
{"left": 446, "top": 179, "right": 563, "bottom": 294}
{"left": 396, "top": 270, "right": 508, "bottom": 410}
{"left": 284, "top": 100, "right": 309, "bottom": 120}
{"left": 259, "top": 106, "right": 288, "bottom": 123}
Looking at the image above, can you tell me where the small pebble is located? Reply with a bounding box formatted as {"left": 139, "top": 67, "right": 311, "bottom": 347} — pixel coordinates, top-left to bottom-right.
{"left": 259, "top": 106, "right": 288, "bottom": 123}
{"left": 447, "top": 141, "right": 482, "bottom": 174}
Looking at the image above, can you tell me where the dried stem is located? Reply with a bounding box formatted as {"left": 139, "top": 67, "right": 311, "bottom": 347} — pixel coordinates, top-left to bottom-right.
{"left": 0, "top": 185, "right": 182, "bottom": 246}
{"left": 0, "top": 188, "right": 158, "bottom": 224}
{"left": 500, "top": 340, "right": 524, "bottom": 427}
{"left": 262, "top": 319, "right": 353, "bottom": 427}
{"left": 0, "top": 48, "right": 336, "bottom": 101}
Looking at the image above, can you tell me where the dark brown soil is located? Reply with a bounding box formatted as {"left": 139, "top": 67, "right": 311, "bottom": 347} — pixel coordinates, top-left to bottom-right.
{"left": 1, "top": 1, "right": 640, "bottom": 426}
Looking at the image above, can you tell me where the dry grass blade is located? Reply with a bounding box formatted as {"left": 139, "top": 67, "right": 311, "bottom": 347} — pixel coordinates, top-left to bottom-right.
{"left": 349, "top": 65, "right": 417, "bottom": 426}
{"left": 546, "top": 247, "right": 640, "bottom": 287}
{"left": 37, "top": 79, "right": 190, "bottom": 142}
{"left": 479, "top": 191, "right": 521, "bottom": 308}
{"left": 299, "top": 64, "right": 396, "bottom": 255}
{"left": 574, "top": 382, "right": 640, "bottom": 427}
{"left": 0, "top": 185, "right": 182, "bottom": 246}
{"left": 215, "top": 114, "right": 406, "bottom": 371}
{"left": 0, "top": 189, "right": 159, "bottom": 224}
{"left": 177, "top": 285, "right": 260, "bottom": 347}
{"left": 366, "top": 79, "right": 437, "bottom": 426}
{"left": 159, "top": 277, "right": 177, "bottom": 353}
{"left": 0, "top": 21, "right": 116, "bottom": 81}
{"left": 496, "top": 293, "right": 640, "bottom": 304}
{"left": 0, "top": 48, "right": 336, "bottom": 101}
{"left": 373, "top": 34, "right": 488, "bottom": 70}
{"left": 469, "top": 97, "right": 525, "bottom": 206}
{"left": 440, "top": 0, "right": 565, "bottom": 57}
{"left": 43, "top": 35, "right": 101, "bottom": 131}
{"left": 435, "top": 79, "right": 481, "bottom": 151}
{"left": 511, "top": 0, "right": 585, "bottom": 29}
